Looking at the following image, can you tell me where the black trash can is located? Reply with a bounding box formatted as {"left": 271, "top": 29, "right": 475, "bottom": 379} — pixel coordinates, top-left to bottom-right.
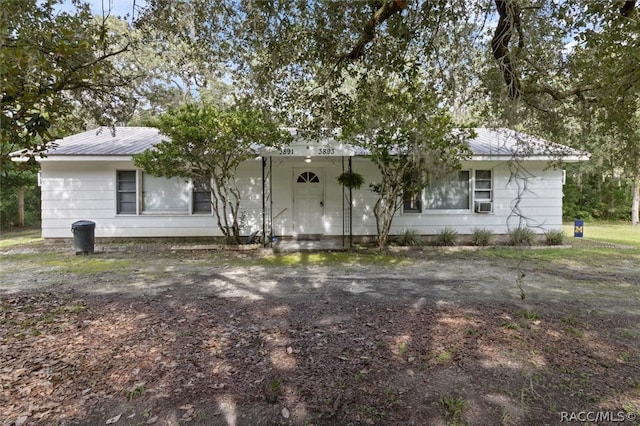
{"left": 71, "top": 220, "right": 96, "bottom": 254}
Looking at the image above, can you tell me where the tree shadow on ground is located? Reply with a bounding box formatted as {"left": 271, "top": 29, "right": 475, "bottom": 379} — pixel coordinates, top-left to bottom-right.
{"left": 1, "top": 286, "right": 638, "bottom": 425}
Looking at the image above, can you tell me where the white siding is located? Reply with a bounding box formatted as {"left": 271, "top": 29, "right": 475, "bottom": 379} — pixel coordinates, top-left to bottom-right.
{"left": 346, "top": 159, "right": 563, "bottom": 236}
{"left": 40, "top": 161, "right": 258, "bottom": 238}
{"left": 40, "top": 157, "right": 564, "bottom": 239}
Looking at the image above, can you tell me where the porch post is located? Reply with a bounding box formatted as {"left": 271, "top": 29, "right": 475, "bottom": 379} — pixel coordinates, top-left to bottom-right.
{"left": 349, "top": 156, "right": 353, "bottom": 248}
{"left": 269, "top": 157, "right": 273, "bottom": 248}
{"left": 261, "top": 156, "right": 266, "bottom": 247}
{"left": 342, "top": 157, "right": 345, "bottom": 249}
{"left": 261, "top": 156, "right": 274, "bottom": 248}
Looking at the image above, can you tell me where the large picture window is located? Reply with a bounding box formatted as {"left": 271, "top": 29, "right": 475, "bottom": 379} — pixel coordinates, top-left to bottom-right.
{"left": 116, "top": 171, "right": 210, "bottom": 215}
{"left": 142, "top": 173, "right": 189, "bottom": 213}
{"left": 425, "top": 171, "right": 470, "bottom": 210}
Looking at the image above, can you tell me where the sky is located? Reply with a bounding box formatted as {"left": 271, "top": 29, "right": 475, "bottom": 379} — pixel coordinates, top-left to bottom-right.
{"left": 58, "top": 0, "right": 146, "bottom": 23}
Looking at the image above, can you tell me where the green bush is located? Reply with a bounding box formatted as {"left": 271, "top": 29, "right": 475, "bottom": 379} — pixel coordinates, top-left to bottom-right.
{"left": 395, "top": 229, "right": 423, "bottom": 246}
{"left": 435, "top": 227, "right": 458, "bottom": 246}
{"left": 471, "top": 227, "right": 493, "bottom": 246}
{"left": 508, "top": 227, "right": 535, "bottom": 246}
{"left": 544, "top": 229, "right": 564, "bottom": 246}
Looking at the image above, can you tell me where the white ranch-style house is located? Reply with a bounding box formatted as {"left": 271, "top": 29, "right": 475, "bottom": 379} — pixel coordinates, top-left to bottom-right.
{"left": 14, "top": 127, "right": 587, "bottom": 243}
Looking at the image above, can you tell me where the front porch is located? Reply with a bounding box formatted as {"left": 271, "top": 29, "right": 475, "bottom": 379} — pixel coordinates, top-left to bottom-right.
{"left": 259, "top": 138, "right": 362, "bottom": 248}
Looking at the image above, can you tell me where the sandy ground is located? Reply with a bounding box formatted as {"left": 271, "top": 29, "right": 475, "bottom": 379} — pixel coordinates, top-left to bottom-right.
{"left": 0, "top": 244, "right": 639, "bottom": 425}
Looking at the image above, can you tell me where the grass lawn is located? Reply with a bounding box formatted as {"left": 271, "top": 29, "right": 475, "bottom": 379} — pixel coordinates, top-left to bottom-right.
{"left": 0, "top": 222, "right": 637, "bottom": 269}
{"left": 0, "top": 228, "right": 42, "bottom": 249}
{"left": 562, "top": 221, "right": 640, "bottom": 249}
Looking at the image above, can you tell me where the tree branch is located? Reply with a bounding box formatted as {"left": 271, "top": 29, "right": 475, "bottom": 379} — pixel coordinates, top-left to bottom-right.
{"left": 340, "top": 1, "right": 408, "bottom": 62}
{"left": 491, "top": 0, "right": 522, "bottom": 100}
{"left": 620, "top": 0, "right": 636, "bottom": 17}
{"left": 69, "top": 43, "right": 130, "bottom": 73}
{"left": 524, "top": 83, "right": 604, "bottom": 102}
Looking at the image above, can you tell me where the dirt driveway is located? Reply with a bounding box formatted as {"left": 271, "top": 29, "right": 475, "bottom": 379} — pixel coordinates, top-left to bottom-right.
{"left": 1, "top": 245, "right": 639, "bottom": 425}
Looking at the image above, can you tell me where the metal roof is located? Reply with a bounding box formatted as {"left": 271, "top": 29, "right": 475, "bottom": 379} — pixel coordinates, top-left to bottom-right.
{"left": 43, "top": 127, "right": 163, "bottom": 156}
{"left": 466, "top": 128, "right": 584, "bottom": 157}
{"left": 14, "top": 126, "right": 586, "bottom": 159}
{"left": 9, "top": 127, "right": 162, "bottom": 158}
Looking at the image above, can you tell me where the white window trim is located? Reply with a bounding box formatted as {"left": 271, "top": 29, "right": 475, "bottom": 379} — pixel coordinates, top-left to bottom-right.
{"left": 472, "top": 169, "right": 494, "bottom": 214}
{"left": 115, "top": 169, "right": 138, "bottom": 216}
{"left": 115, "top": 170, "right": 213, "bottom": 216}
{"left": 423, "top": 170, "right": 472, "bottom": 213}
{"left": 420, "top": 168, "right": 494, "bottom": 214}
{"left": 191, "top": 177, "right": 213, "bottom": 215}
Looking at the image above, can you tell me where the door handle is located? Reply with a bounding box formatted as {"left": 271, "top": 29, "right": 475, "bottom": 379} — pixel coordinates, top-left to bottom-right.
{"left": 320, "top": 201, "right": 324, "bottom": 207}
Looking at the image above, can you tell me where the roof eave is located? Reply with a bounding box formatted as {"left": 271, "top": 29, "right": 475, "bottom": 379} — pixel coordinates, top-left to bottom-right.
{"left": 34, "top": 155, "right": 135, "bottom": 162}
{"left": 471, "top": 154, "right": 589, "bottom": 162}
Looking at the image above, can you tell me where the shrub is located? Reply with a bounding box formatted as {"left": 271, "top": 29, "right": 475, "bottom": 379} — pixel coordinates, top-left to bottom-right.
{"left": 396, "top": 229, "right": 423, "bottom": 246}
{"left": 471, "top": 227, "right": 493, "bottom": 246}
{"left": 435, "top": 227, "right": 458, "bottom": 246}
{"left": 508, "top": 227, "right": 535, "bottom": 246}
{"left": 544, "top": 229, "right": 565, "bottom": 246}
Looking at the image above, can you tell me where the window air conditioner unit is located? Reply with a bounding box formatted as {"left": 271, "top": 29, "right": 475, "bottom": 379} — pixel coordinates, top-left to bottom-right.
{"left": 475, "top": 201, "right": 492, "bottom": 213}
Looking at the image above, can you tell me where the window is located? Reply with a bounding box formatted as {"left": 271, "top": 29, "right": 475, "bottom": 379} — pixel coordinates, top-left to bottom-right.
{"left": 403, "top": 194, "right": 422, "bottom": 213}
{"left": 192, "top": 179, "right": 212, "bottom": 214}
{"left": 117, "top": 171, "right": 137, "bottom": 214}
{"left": 142, "top": 173, "right": 190, "bottom": 213}
{"left": 474, "top": 170, "right": 492, "bottom": 201}
{"left": 473, "top": 170, "right": 493, "bottom": 213}
{"left": 297, "top": 171, "right": 320, "bottom": 183}
{"left": 425, "top": 171, "right": 470, "bottom": 210}
{"left": 116, "top": 171, "right": 210, "bottom": 215}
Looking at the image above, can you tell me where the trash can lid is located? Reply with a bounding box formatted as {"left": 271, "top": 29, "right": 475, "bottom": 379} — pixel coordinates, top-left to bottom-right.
{"left": 72, "top": 220, "right": 96, "bottom": 228}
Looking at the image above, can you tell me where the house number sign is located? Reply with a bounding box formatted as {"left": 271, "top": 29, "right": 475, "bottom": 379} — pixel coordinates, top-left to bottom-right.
{"left": 276, "top": 146, "right": 339, "bottom": 156}
{"left": 317, "top": 148, "right": 335, "bottom": 155}
{"left": 279, "top": 147, "right": 295, "bottom": 155}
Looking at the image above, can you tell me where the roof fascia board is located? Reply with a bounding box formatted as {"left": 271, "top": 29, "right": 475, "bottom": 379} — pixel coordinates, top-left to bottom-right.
{"left": 36, "top": 155, "right": 134, "bottom": 162}
{"left": 470, "top": 155, "right": 589, "bottom": 162}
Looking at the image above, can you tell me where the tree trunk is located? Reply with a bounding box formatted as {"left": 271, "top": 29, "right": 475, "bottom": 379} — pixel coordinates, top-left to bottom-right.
{"left": 373, "top": 185, "right": 402, "bottom": 247}
{"left": 210, "top": 173, "right": 244, "bottom": 244}
{"left": 18, "top": 186, "right": 25, "bottom": 227}
{"left": 632, "top": 173, "right": 639, "bottom": 225}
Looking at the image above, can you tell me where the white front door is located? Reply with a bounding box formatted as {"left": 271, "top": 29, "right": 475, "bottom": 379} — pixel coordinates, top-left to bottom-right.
{"left": 293, "top": 169, "right": 324, "bottom": 235}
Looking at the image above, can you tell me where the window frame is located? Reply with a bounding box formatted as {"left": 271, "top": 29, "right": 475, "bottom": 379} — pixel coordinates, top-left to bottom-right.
{"left": 402, "top": 193, "right": 423, "bottom": 214}
{"left": 419, "top": 168, "right": 495, "bottom": 214}
{"left": 473, "top": 169, "right": 493, "bottom": 214}
{"left": 116, "top": 170, "right": 138, "bottom": 215}
{"left": 423, "top": 170, "right": 471, "bottom": 213}
{"left": 192, "top": 178, "right": 212, "bottom": 214}
{"left": 115, "top": 170, "right": 213, "bottom": 216}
